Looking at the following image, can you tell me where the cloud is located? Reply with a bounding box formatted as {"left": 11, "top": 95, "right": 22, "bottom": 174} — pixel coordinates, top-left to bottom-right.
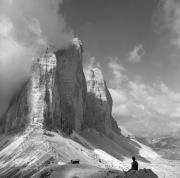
{"left": 155, "top": 0, "right": 180, "bottom": 48}
{"left": 0, "top": 0, "right": 73, "bottom": 48}
{"left": 108, "top": 57, "right": 127, "bottom": 88}
{"left": 0, "top": 0, "right": 73, "bottom": 116}
{"left": 109, "top": 88, "right": 127, "bottom": 105}
{"left": 108, "top": 61, "right": 180, "bottom": 137}
{"left": 128, "top": 44, "right": 145, "bottom": 63}
{"left": 83, "top": 56, "right": 95, "bottom": 71}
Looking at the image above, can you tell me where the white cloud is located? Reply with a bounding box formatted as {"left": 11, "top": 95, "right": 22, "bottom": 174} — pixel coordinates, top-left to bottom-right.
{"left": 156, "top": 0, "right": 180, "bottom": 48}
{"left": 0, "top": 0, "right": 73, "bottom": 117}
{"left": 108, "top": 62, "right": 180, "bottom": 137}
{"left": 128, "top": 44, "right": 145, "bottom": 63}
{"left": 109, "top": 88, "right": 127, "bottom": 104}
{"left": 108, "top": 57, "right": 127, "bottom": 88}
{"left": 83, "top": 56, "right": 95, "bottom": 74}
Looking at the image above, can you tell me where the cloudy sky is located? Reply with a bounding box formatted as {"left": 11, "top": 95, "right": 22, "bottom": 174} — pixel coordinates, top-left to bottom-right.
{"left": 62, "top": 0, "right": 180, "bottom": 137}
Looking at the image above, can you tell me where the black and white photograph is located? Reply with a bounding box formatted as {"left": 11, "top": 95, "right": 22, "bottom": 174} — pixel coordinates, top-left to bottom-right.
{"left": 0, "top": 0, "right": 180, "bottom": 177}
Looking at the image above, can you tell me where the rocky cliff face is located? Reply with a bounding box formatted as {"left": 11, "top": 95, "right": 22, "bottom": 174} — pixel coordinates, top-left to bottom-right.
{"left": 84, "top": 68, "right": 120, "bottom": 136}
{"left": 49, "top": 38, "right": 87, "bottom": 133}
{"left": 0, "top": 38, "right": 86, "bottom": 135}
{"left": 0, "top": 38, "right": 120, "bottom": 137}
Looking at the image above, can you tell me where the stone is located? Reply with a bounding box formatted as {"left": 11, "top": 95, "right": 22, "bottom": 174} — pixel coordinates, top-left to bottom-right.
{"left": 84, "top": 68, "right": 120, "bottom": 136}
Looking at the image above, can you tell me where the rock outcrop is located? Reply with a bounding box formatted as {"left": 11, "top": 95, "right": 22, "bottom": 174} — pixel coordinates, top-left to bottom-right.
{"left": 84, "top": 68, "right": 120, "bottom": 136}
{"left": 0, "top": 38, "right": 86, "bottom": 135}
{"left": 44, "top": 38, "right": 86, "bottom": 133}
{"left": 124, "top": 169, "right": 158, "bottom": 178}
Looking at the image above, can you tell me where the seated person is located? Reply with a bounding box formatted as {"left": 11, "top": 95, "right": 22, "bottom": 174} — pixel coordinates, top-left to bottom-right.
{"left": 131, "top": 156, "right": 138, "bottom": 171}
{"left": 124, "top": 156, "right": 138, "bottom": 174}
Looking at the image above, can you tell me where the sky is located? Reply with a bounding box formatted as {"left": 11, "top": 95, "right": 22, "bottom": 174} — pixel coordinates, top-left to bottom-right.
{"left": 61, "top": 0, "right": 180, "bottom": 137}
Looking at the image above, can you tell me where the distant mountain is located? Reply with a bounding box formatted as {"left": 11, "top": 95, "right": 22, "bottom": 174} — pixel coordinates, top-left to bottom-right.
{"left": 136, "top": 136, "right": 180, "bottom": 160}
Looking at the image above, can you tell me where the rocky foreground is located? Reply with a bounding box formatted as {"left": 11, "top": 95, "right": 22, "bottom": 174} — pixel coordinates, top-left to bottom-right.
{"left": 0, "top": 39, "right": 160, "bottom": 178}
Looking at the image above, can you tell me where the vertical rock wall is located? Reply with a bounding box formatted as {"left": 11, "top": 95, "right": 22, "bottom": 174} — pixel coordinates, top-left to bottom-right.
{"left": 84, "top": 68, "right": 121, "bottom": 136}
{"left": 84, "top": 68, "right": 116, "bottom": 136}
{"left": 0, "top": 39, "right": 87, "bottom": 135}
{"left": 44, "top": 39, "right": 87, "bottom": 133}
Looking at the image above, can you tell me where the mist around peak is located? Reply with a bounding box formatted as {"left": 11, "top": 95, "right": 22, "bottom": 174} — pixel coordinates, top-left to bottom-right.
{"left": 0, "top": 0, "right": 73, "bottom": 117}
